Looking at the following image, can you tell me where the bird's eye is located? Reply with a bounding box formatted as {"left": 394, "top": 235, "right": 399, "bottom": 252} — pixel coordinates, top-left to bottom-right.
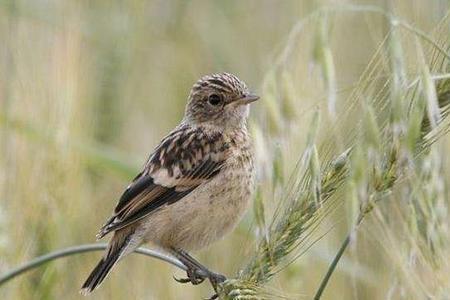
{"left": 208, "top": 94, "right": 222, "bottom": 106}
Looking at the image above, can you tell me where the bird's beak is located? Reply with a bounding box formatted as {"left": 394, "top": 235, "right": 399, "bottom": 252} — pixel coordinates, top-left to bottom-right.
{"left": 234, "top": 93, "right": 260, "bottom": 106}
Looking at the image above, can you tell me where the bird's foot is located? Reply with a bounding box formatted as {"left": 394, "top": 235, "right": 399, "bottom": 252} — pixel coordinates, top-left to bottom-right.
{"left": 205, "top": 272, "right": 226, "bottom": 300}
{"left": 173, "top": 268, "right": 206, "bottom": 285}
{"left": 207, "top": 272, "right": 226, "bottom": 290}
{"left": 174, "top": 268, "right": 226, "bottom": 299}
{"left": 171, "top": 248, "right": 226, "bottom": 298}
{"left": 204, "top": 293, "right": 219, "bottom": 300}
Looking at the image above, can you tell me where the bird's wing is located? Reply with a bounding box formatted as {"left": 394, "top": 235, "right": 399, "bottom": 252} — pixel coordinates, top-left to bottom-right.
{"left": 97, "top": 126, "right": 229, "bottom": 238}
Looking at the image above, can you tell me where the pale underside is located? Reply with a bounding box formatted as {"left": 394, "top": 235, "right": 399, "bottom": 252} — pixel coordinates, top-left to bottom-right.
{"left": 139, "top": 159, "right": 254, "bottom": 251}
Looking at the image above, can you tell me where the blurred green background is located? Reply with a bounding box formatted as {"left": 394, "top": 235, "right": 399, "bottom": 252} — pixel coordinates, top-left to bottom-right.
{"left": 1, "top": 1, "right": 449, "bottom": 299}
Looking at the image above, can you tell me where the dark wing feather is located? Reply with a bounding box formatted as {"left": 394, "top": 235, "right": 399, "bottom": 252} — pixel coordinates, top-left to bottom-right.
{"left": 97, "top": 126, "right": 228, "bottom": 239}
{"left": 114, "top": 172, "right": 153, "bottom": 213}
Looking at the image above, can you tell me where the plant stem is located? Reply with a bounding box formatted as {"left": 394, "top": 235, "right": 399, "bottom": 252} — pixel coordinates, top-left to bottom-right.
{"left": 0, "top": 243, "right": 187, "bottom": 285}
{"left": 314, "top": 209, "right": 367, "bottom": 300}
{"left": 313, "top": 234, "right": 351, "bottom": 300}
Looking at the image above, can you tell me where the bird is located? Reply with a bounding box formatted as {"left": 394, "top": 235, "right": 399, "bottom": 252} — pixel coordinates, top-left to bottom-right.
{"left": 80, "top": 72, "right": 259, "bottom": 297}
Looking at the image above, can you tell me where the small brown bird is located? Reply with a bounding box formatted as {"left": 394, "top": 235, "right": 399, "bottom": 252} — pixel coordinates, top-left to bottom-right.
{"left": 81, "top": 73, "right": 258, "bottom": 296}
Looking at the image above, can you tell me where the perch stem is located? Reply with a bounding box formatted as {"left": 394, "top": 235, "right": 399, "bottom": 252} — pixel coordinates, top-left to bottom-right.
{"left": 313, "top": 234, "right": 351, "bottom": 300}
{"left": 0, "top": 243, "right": 187, "bottom": 285}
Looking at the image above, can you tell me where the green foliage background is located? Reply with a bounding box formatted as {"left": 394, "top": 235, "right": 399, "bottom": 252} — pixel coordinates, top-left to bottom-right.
{"left": 1, "top": 1, "right": 449, "bottom": 299}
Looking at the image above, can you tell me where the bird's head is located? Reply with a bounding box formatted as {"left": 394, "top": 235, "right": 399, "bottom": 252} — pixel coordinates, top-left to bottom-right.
{"left": 184, "top": 73, "right": 259, "bottom": 129}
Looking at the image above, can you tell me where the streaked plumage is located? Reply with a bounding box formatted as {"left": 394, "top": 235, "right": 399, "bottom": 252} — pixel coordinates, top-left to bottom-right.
{"left": 81, "top": 73, "right": 258, "bottom": 296}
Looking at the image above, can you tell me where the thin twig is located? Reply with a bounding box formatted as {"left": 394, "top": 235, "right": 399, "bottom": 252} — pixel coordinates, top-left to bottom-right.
{"left": 313, "top": 235, "right": 351, "bottom": 300}
{"left": 0, "top": 243, "right": 187, "bottom": 285}
{"left": 313, "top": 210, "right": 366, "bottom": 300}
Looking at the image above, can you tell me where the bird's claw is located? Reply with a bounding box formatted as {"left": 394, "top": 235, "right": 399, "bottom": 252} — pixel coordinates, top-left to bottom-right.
{"left": 173, "top": 269, "right": 206, "bottom": 285}
{"left": 206, "top": 272, "right": 226, "bottom": 300}
{"left": 173, "top": 275, "right": 192, "bottom": 284}
{"left": 208, "top": 273, "right": 226, "bottom": 287}
{"left": 173, "top": 263, "right": 226, "bottom": 299}
{"left": 204, "top": 293, "right": 219, "bottom": 300}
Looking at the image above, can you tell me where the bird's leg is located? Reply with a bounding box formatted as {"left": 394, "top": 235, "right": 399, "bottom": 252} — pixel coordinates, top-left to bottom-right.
{"left": 173, "top": 257, "right": 206, "bottom": 285}
{"left": 172, "top": 248, "right": 226, "bottom": 296}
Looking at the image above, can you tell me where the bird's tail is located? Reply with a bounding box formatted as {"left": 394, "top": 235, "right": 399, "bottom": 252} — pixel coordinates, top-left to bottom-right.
{"left": 80, "top": 231, "right": 135, "bottom": 295}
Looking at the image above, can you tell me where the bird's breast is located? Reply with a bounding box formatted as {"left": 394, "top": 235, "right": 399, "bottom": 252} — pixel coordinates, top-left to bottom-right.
{"left": 141, "top": 152, "right": 255, "bottom": 251}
